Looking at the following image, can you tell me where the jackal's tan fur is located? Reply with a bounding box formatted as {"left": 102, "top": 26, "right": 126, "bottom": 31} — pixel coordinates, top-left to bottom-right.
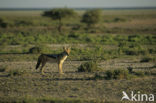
{"left": 35, "top": 47, "right": 70, "bottom": 74}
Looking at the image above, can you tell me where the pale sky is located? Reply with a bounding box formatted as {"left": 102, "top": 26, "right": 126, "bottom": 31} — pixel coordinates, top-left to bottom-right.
{"left": 0, "top": 0, "right": 156, "bottom": 8}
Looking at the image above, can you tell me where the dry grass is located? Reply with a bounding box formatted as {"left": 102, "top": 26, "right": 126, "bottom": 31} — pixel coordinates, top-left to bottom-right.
{"left": 0, "top": 59, "right": 155, "bottom": 102}
{"left": 0, "top": 9, "right": 156, "bottom": 102}
{"left": 105, "top": 18, "right": 156, "bottom": 29}
{"left": 0, "top": 11, "right": 42, "bottom": 17}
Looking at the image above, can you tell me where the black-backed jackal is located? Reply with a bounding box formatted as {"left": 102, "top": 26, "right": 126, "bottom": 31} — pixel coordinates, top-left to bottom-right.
{"left": 35, "top": 47, "right": 70, "bottom": 74}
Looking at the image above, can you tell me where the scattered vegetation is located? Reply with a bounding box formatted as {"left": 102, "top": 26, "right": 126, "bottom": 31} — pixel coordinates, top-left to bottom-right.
{"left": 15, "top": 20, "right": 33, "bottom": 26}
{"left": 0, "top": 66, "right": 8, "bottom": 72}
{"left": 0, "top": 33, "right": 155, "bottom": 61}
{"left": 113, "top": 17, "right": 126, "bottom": 22}
{"left": 0, "top": 18, "right": 8, "bottom": 28}
{"left": 127, "top": 66, "right": 133, "bottom": 73}
{"left": 8, "top": 69, "right": 27, "bottom": 77}
{"left": 81, "top": 9, "right": 102, "bottom": 28}
{"left": 134, "top": 71, "right": 145, "bottom": 77}
{"left": 140, "top": 56, "right": 156, "bottom": 62}
{"left": 43, "top": 8, "right": 77, "bottom": 32}
{"left": 0, "top": 9, "right": 156, "bottom": 103}
{"left": 94, "top": 68, "right": 151, "bottom": 80}
{"left": 104, "top": 69, "right": 130, "bottom": 80}
{"left": 77, "top": 61, "right": 100, "bottom": 72}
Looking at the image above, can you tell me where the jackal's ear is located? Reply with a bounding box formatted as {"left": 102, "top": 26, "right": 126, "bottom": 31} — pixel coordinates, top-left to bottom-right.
{"left": 67, "top": 47, "right": 71, "bottom": 50}
{"left": 66, "top": 47, "right": 71, "bottom": 54}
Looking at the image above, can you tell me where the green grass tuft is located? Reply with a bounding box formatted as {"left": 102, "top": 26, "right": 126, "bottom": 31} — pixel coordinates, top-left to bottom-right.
{"left": 0, "top": 66, "right": 8, "bottom": 72}
{"left": 77, "top": 61, "right": 100, "bottom": 72}
{"left": 140, "top": 56, "right": 156, "bottom": 62}
{"left": 8, "top": 69, "right": 27, "bottom": 77}
{"left": 105, "top": 69, "right": 130, "bottom": 80}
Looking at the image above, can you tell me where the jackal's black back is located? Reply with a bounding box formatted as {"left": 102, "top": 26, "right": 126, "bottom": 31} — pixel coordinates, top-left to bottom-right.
{"left": 45, "top": 54, "right": 58, "bottom": 59}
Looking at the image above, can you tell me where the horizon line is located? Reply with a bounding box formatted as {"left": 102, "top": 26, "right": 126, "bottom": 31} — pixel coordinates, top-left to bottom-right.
{"left": 0, "top": 6, "right": 156, "bottom": 11}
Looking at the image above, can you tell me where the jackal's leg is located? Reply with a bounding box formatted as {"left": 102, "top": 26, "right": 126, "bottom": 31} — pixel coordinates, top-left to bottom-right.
{"left": 36, "top": 57, "right": 41, "bottom": 70}
{"left": 58, "top": 62, "right": 64, "bottom": 74}
{"left": 40, "top": 61, "right": 46, "bottom": 75}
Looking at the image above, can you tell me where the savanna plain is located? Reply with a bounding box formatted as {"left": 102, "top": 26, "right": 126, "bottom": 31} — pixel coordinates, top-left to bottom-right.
{"left": 0, "top": 9, "right": 156, "bottom": 103}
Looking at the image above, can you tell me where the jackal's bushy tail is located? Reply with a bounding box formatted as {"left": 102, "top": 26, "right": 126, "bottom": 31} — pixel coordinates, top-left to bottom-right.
{"left": 36, "top": 55, "right": 42, "bottom": 69}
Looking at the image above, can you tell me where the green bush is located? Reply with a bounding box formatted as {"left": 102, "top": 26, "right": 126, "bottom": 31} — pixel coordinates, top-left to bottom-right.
{"left": 0, "top": 66, "right": 8, "bottom": 72}
{"left": 93, "top": 73, "right": 105, "bottom": 80}
{"left": 8, "top": 69, "right": 25, "bottom": 77}
{"left": 127, "top": 67, "right": 133, "bottom": 73}
{"left": 105, "top": 69, "right": 130, "bottom": 80}
{"left": 43, "top": 8, "right": 77, "bottom": 32}
{"left": 0, "top": 18, "right": 8, "bottom": 28}
{"left": 144, "top": 71, "right": 152, "bottom": 76}
{"left": 81, "top": 9, "right": 102, "bottom": 27}
{"left": 148, "top": 48, "right": 156, "bottom": 54}
{"left": 128, "top": 35, "right": 141, "bottom": 42}
{"left": 68, "top": 33, "right": 80, "bottom": 39}
{"left": 15, "top": 20, "right": 33, "bottom": 26}
{"left": 113, "top": 17, "right": 126, "bottom": 22}
{"left": 140, "top": 56, "right": 156, "bottom": 62}
{"left": 134, "top": 71, "right": 145, "bottom": 77}
{"left": 94, "top": 69, "right": 148, "bottom": 80}
{"left": 120, "top": 45, "right": 148, "bottom": 55}
{"left": 104, "top": 70, "right": 114, "bottom": 80}
{"left": 77, "top": 61, "right": 100, "bottom": 72}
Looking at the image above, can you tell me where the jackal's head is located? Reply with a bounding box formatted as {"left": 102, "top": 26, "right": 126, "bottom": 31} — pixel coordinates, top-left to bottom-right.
{"left": 63, "top": 47, "right": 71, "bottom": 56}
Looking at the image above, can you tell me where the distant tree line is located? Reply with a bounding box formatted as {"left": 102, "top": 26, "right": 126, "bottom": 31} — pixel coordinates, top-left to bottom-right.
{"left": 43, "top": 8, "right": 102, "bottom": 33}
{"left": 0, "top": 8, "right": 102, "bottom": 33}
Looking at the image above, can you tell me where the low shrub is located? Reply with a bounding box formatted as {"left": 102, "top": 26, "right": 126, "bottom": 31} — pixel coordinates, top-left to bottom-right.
{"left": 144, "top": 71, "right": 152, "bottom": 76}
{"left": 93, "top": 69, "right": 148, "bottom": 80}
{"left": 148, "top": 48, "right": 156, "bottom": 54}
{"left": 104, "top": 70, "right": 114, "bottom": 80}
{"left": 8, "top": 69, "right": 26, "bottom": 77}
{"left": 15, "top": 20, "right": 33, "bottom": 26}
{"left": 0, "top": 18, "right": 8, "bottom": 28}
{"left": 77, "top": 61, "right": 100, "bottom": 72}
{"left": 128, "top": 35, "right": 141, "bottom": 42}
{"left": 81, "top": 9, "right": 102, "bottom": 28}
{"left": 68, "top": 33, "right": 79, "bottom": 39}
{"left": 120, "top": 46, "right": 148, "bottom": 55}
{"left": 105, "top": 69, "right": 130, "bottom": 80}
{"left": 134, "top": 71, "right": 145, "bottom": 77}
{"left": 140, "top": 56, "right": 156, "bottom": 62}
{"left": 0, "top": 66, "right": 8, "bottom": 72}
{"left": 113, "top": 17, "right": 126, "bottom": 22}
{"left": 127, "top": 67, "right": 133, "bottom": 73}
{"left": 93, "top": 72, "right": 105, "bottom": 80}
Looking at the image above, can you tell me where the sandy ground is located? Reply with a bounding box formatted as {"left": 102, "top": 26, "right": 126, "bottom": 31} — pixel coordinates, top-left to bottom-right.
{"left": 0, "top": 59, "right": 155, "bottom": 102}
